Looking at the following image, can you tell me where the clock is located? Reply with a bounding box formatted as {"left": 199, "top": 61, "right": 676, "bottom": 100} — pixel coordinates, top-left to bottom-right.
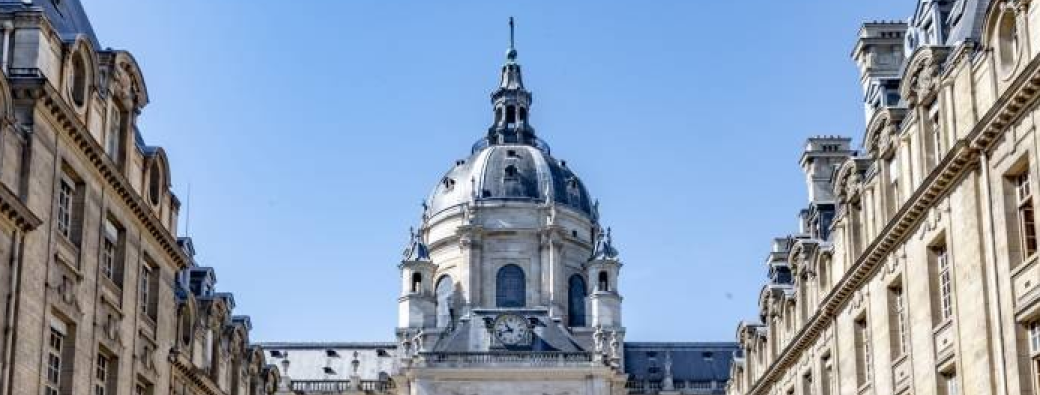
{"left": 492, "top": 314, "right": 531, "bottom": 346}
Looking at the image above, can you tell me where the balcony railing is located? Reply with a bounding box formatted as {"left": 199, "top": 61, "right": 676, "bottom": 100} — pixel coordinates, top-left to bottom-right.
{"left": 290, "top": 379, "right": 394, "bottom": 393}
{"left": 625, "top": 380, "right": 723, "bottom": 394}
{"left": 417, "top": 351, "right": 596, "bottom": 368}
{"left": 7, "top": 68, "right": 42, "bottom": 79}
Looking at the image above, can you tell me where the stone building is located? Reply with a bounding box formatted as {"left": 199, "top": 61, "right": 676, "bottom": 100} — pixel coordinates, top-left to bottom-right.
{"left": 727, "top": 1, "right": 1040, "bottom": 395}
{"left": 261, "top": 20, "right": 738, "bottom": 395}
{"left": 0, "top": 1, "right": 276, "bottom": 395}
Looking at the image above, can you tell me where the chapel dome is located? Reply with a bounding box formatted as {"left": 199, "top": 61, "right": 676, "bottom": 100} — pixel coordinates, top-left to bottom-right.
{"left": 425, "top": 143, "right": 594, "bottom": 219}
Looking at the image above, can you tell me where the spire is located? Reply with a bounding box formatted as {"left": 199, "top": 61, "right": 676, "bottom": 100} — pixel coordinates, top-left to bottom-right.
{"left": 485, "top": 17, "right": 536, "bottom": 147}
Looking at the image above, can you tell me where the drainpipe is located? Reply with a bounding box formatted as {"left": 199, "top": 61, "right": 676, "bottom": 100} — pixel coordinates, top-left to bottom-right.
{"left": 978, "top": 152, "right": 1009, "bottom": 395}
{"left": 0, "top": 229, "right": 25, "bottom": 395}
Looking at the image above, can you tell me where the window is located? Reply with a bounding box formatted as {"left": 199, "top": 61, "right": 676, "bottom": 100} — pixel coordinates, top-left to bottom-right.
{"left": 135, "top": 381, "right": 153, "bottom": 395}
{"left": 855, "top": 316, "right": 872, "bottom": 386}
{"left": 998, "top": 10, "right": 1021, "bottom": 76}
{"left": 598, "top": 271, "right": 610, "bottom": 292}
{"left": 106, "top": 107, "right": 125, "bottom": 162}
{"left": 802, "top": 373, "right": 814, "bottom": 395}
{"left": 568, "top": 275, "right": 587, "bottom": 327}
{"left": 410, "top": 272, "right": 422, "bottom": 294}
{"left": 888, "top": 157, "right": 901, "bottom": 208}
{"left": 139, "top": 261, "right": 158, "bottom": 321}
{"left": 100, "top": 217, "right": 124, "bottom": 287}
{"left": 1030, "top": 321, "right": 1040, "bottom": 354}
{"left": 94, "top": 352, "right": 115, "bottom": 395}
{"left": 57, "top": 178, "right": 73, "bottom": 238}
{"left": 148, "top": 161, "right": 163, "bottom": 206}
{"left": 929, "top": 102, "right": 943, "bottom": 165}
{"left": 889, "top": 284, "right": 908, "bottom": 357}
{"left": 932, "top": 244, "right": 954, "bottom": 322}
{"left": 1016, "top": 172, "right": 1038, "bottom": 258}
{"left": 820, "top": 354, "right": 834, "bottom": 395}
{"left": 495, "top": 264, "right": 525, "bottom": 308}
{"left": 45, "top": 328, "right": 64, "bottom": 395}
{"left": 435, "top": 275, "right": 454, "bottom": 327}
{"left": 70, "top": 54, "right": 87, "bottom": 107}
{"left": 940, "top": 370, "right": 958, "bottom": 395}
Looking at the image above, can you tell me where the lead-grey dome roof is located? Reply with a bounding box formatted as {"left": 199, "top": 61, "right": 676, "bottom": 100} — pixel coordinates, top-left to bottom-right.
{"left": 426, "top": 144, "right": 594, "bottom": 218}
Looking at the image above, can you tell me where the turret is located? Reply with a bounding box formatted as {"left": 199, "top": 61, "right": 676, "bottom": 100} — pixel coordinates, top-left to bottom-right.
{"left": 486, "top": 17, "right": 537, "bottom": 146}
{"left": 587, "top": 229, "right": 622, "bottom": 328}
{"left": 397, "top": 229, "right": 436, "bottom": 328}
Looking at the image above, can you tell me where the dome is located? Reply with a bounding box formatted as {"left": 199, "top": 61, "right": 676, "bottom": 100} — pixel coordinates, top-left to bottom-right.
{"left": 426, "top": 144, "right": 595, "bottom": 218}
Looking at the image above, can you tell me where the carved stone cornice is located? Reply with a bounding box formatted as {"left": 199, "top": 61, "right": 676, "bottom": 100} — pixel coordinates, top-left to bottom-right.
{"left": 0, "top": 182, "right": 39, "bottom": 232}
{"left": 9, "top": 78, "right": 189, "bottom": 269}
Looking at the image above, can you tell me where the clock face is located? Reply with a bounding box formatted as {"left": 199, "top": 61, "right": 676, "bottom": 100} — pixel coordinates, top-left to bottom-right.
{"left": 493, "top": 314, "right": 530, "bottom": 346}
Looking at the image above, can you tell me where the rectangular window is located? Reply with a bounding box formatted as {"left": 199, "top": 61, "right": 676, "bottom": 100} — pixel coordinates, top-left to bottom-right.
{"left": 45, "top": 328, "right": 64, "bottom": 395}
{"left": 929, "top": 102, "right": 943, "bottom": 164}
{"left": 139, "top": 263, "right": 154, "bottom": 319}
{"left": 889, "top": 158, "right": 901, "bottom": 206}
{"left": 94, "top": 353, "right": 108, "bottom": 395}
{"left": 100, "top": 217, "right": 124, "bottom": 287}
{"left": 57, "top": 177, "right": 74, "bottom": 240}
{"left": 802, "top": 373, "right": 814, "bottom": 395}
{"left": 889, "top": 284, "right": 909, "bottom": 357}
{"left": 1016, "top": 172, "right": 1038, "bottom": 258}
{"left": 939, "top": 370, "right": 958, "bottom": 395}
{"left": 136, "top": 381, "right": 153, "bottom": 395}
{"left": 855, "top": 316, "right": 872, "bottom": 386}
{"left": 936, "top": 245, "right": 954, "bottom": 321}
{"left": 106, "top": 108, "right": 121, "bottom": 160}
{"left": 820, "top": 355, "right": 834, "bottom": 395}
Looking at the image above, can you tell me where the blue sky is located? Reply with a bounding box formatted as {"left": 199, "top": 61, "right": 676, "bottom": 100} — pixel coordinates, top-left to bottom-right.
{"left": 85, "top": 0, "right": 911, "bottom": 342}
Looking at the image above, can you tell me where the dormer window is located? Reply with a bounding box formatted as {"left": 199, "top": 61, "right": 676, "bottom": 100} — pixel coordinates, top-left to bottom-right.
{"left": 507, "top": 150, "right": 518, "bottom": 158}
{"left": 323, "top": 367, "right": 336, "bottom": 375}
{"left": 442, "top": 177, "right": 455, "bottom": 192}
{"left": 325, "top": 349, "right": 340, "bottom": 358}
{"left": 269, "top": 350, "right": 284, "bottom": 358}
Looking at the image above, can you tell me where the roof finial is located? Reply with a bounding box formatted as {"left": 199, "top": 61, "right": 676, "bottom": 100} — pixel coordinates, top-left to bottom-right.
{"left": 507, "top": 17, "right": 518, "bottom": 61}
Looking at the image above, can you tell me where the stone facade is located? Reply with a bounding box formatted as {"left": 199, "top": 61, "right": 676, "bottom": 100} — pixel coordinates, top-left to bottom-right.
{"left": 0, "top": 1, "right": 276, "bottom": 395}
{"left": 727, "top": 1, "right": 1040, "bottom": 395}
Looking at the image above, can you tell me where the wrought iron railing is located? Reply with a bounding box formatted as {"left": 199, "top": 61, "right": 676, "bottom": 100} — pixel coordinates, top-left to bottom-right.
{"left": 625, "top": 380, "right": 722, "bottom": 394}
{"left": 290, "top": 379, "right": 394, "bottom": 393}
{"left": 418, "top": 351, "right": 595, "bottom": 368}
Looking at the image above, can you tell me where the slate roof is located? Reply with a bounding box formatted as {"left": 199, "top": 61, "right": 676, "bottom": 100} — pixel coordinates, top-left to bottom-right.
{"left": 623, "top": 342, "right": 740, "bottom": 383}
{"left": 426, "top": 144, "right": 594, "bottom": 218}
{"left": 32, "top": 0, "right": 99, "bottom": 47}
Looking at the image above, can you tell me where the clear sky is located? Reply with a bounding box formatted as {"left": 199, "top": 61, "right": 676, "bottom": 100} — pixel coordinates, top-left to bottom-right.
{"left": 84, "top": 0, "right": 912, "bottom": 342}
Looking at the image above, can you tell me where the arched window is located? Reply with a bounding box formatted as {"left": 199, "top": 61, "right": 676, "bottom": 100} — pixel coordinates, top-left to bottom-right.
{"left": 410, "top": 272, "right": 422, "bottom": 294}
{"left": 519, "top": 107, "right": 528, "bottom": 123}
{"left": 70, "top": 54, "right": 87, "bottom": 107}
{"left": 435, "top": 275, "right": 454, "bottom": 327}
{"left": 568, "top": 275, "right": 587, "bottom": 327}
{"left": 496, "top": 264, "right": 525, "bottom": 308}
{"left": 598, "top": 271, "right": 610, "bottom": 292}
{"left": 505, "top": 105, "right": 517, "bottom": 125}
{"left": 998, "top": 10, "right": 1021, "bottom": 76}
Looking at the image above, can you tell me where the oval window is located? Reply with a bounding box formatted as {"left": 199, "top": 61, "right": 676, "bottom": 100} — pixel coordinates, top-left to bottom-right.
{"left": 69, "top": 54, "right": 87, "bottom": 107}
